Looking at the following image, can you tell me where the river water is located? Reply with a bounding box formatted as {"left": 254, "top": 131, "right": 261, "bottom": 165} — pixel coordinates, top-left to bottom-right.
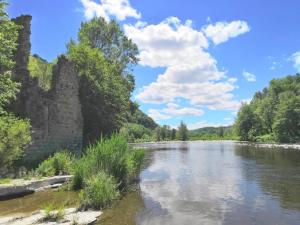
{"left": 1, "top": 141, "right": 300, "bottom": 225}
{"left": 100, "top": 141, "right": 300, "bottom": 225}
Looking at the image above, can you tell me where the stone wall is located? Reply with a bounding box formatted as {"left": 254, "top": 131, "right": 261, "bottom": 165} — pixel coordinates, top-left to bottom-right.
{"left": 11, "top": 15, "right": 83, "bottom": 165}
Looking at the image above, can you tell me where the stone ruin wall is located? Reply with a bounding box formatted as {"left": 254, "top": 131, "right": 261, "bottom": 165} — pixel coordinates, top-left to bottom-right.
{"left": 11, "top": 15, "right": 83, "bottom": 165}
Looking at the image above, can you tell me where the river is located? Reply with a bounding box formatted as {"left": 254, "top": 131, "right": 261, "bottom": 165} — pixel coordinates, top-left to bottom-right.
{"left": 100, "top": 141, "right": 300, "bottom": 225}
{"left": 1, "top": 141, "right": 300, "bottom": 225}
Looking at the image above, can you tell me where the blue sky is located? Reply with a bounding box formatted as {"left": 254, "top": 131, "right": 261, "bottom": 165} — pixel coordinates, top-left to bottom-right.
{"left": 9, "top": 0, "right": 300, "bottom": 129}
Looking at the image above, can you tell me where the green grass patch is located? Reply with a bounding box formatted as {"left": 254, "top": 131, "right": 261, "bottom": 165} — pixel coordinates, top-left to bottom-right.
{"left": 37, "top": 151, "right": 74, "bottom": 176}
{"left": 79, "top": 172, "right": 120, "bottom": 210}
{"left": 0, "top": 178, "right": 11, "bottom": 184}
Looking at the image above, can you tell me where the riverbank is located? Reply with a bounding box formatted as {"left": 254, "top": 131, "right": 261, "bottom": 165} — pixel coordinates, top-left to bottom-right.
{"left": 0, "top": 175, "right": 72, "bottom": 200}
{"left": 0, "top": 207, "right": 101, "bottom": 225}
{"left": 133, "top": 140, "right": 300, "bottom": 150}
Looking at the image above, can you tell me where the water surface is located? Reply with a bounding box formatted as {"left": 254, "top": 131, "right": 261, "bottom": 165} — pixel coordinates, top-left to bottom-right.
{"left": 126, "top": 141, "right": 300, "bottom": 225}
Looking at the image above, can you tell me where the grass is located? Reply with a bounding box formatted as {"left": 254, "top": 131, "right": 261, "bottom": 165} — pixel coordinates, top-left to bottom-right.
{"left": 0, "top": 178, "right": 11, "bottom": 184}
{"left": 36, "top": 151, "right": 74, "bottom": 176}
{"left": 35, "top": 134, "right": 145, "bottom": 210}
{"left": 40, "top": 204, "right": 65, "bottom": 222}
{"left": 71, "top": 134, "right": 145, "bottom": 191}
{"left": 79, "top": 172, "right": 120, "bottom": 210}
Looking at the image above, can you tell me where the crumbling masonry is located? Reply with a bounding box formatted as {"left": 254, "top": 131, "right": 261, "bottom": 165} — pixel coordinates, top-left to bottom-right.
{"left": 10, "top": 15, "right": 83, "bottom": 165}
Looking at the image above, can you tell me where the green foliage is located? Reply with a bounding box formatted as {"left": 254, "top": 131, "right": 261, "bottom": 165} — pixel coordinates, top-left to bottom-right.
{"left": 79, "top": 172, "right": 120, "bottom": 210}
{"left": 0, "top": 1, "right": 20, "bottom": 114}
{"left": 234, "top": 74, "right": 300, "bottom": 143}
{"left": 189, "top": 126, "right": 237, "bottom": 140}
{"left": 0, "top": 0, "right": 20, "bottom": 72}
{"left": 234, "top": 103, "right": 262, "bottom": 141}
{"left": 178, "top": 121, "right": 188, "bottom": 141}
{"left": 0, "top": 115, "right": 31, "bottom": 174}
{"left": 28, "top": 54, "right": 53, "bottom": 90}
{"left": 36, "top": 151, "right": 74, "bottom": 176}
{"left": 78, "top": 17, "right": 138, "bottom": 75}
{"left": 0, "top": 71, "right": 20, "bottom": 114}
{"left": 273, "top": 92, "right": 300, "bottom": 143}
{"left": 120, "top": 123, "right": 151, "bottom": 142}
{"left": 127, "top": 149, "right": 145, "bottom": 177}
{"left": 127, "top": 102, "right": 157, "bottom": 130}
{"left": 0, "top": 178, "right": 11, "bottom": 184}
{"left": 67, "top": 17, "right": 140, "bottom": 144}
{"left": 41, "top": 204, "right": 65, "bottom": 222}
{"left": 70, "top": 134, "right": 145, "bottom": 192}
{"left": 67, "top": 41, "right": 132, "bottom": 143}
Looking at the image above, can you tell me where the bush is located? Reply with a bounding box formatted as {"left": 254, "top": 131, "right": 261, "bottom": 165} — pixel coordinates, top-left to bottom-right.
{"left": 70, "top": 134, "right": 146, "bottom": 191}
{"left": 0, "top": 115, "right": 31, "bottom": 175}
{"left": 37, "top": 151, "right": 74, "bottom": 176}
{"left": 79, "top": 172, "right": 119, "bottom": 210}
{"left": 256, "top": 134, "right": 276, "bottom": 143}
{"left": 77, "top": 134, "right": 129, "bottom": 188}
{"left": 127, "top": 149, "right": 145, "bottom": 177}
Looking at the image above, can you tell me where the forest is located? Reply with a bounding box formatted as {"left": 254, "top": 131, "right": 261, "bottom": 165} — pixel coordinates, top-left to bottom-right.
{"left": 234, "top": 74, "right": 300, "bottom": 143}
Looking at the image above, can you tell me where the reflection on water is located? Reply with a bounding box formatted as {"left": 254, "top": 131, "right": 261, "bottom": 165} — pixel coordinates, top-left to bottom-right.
{"left": 1, "top": 142, "right": 300, "bottom": 225}
{"left": 136, "top": 141, "right": 300, "bottom": 225}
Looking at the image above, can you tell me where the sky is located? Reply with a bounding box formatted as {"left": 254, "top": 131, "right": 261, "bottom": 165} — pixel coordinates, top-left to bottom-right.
{"left": 9, "top": 0, "right": 300, "bottom": 129}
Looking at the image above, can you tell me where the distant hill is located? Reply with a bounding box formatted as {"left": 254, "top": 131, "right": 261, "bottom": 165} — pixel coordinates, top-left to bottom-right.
{"left": 188, "top": 126, "right": 236, "bottom": 140}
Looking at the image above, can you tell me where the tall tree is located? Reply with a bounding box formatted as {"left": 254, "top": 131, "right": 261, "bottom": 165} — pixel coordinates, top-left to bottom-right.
{"left": 67, "top": 17, "right": 140, "bottom": 144}
{"left": 0, "top": 0, "right": 31, "bottom": 174}
{"left": 178, "top": 121, "right": 188, "bottom": 141}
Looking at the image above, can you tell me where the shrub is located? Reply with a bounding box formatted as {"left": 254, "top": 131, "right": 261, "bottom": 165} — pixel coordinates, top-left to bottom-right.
{"left": 79, "top": 172, "right": 119, "bottom": 210}
{"left": 0, "top": 115, "right": 31, "bottom": 175}
{"left": 70, "top": 134, "right": 146, "bottom": 191}
{"left": 127, "top": 149, "right": 145, "bottom": 177}
{"left": 70, "top": 161, "right": 85, "bottom": 190}
{"left": 256, "top": 133, "right": 276, "bottom": 143}
{"left": 37, "top": 151, "right": 74, "bottom": 176}
{"left": 78, "top": 134, "right": 129, "bottom": 187}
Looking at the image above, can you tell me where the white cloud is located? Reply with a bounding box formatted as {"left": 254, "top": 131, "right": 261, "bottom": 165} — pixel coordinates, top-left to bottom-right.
{"left": 243, "top": 71, "right": 256, "bottom": 82}
{"left": 80, "top": 0, "right": 141, "bottom": 20}
{"left": 203, "top": 20, "right": 250, "bottom": 45}
{"left": 125, "top": 17, "right": 247, "bottom": 111}
{"left": 187, "top": 120, "right": 233, "bottom": 130}
{"left": 291, "top": 51, "right": 300, "bottom": 72}
{"left": 148, "top": 109, "right": 171, "bottom": 121}
{"left": 162, "top": 103, "right": 204, "bottom": 116}
{"left": 148, "top": 103, "right": 204, "bottom": 122}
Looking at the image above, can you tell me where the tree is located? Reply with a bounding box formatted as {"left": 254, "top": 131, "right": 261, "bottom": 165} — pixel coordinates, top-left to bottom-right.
{"left": 67, "top": 17, "right": 140, "bottom": 144}
{"left": 273, "top": 93, "right": 300, "bottom": 143}
{"left": 0, "top": 1, "right": 31, "bottom": 174}
{"left": 0, "top": 0, "right": 20, "bottom": 114}
{"left": 178, "top": 121, "right": 188, "bottom": 141}
{"left": 78, "top": 17, "right": 138, "bottom": 75}
{"left": 171, "top": 129, "right": 177, "bottom": 140}
{"left": 234, "top": 103, "right": 262, "bottom": 141}
{"left": 234, "top": 74, "right": 300, "bottom": 143}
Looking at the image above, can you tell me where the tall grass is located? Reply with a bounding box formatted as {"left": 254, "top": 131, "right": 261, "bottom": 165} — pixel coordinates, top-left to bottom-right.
{"left": 37, "top": 151, "right": 74, "bottom": 176}
{"left": 71, "top": 134, "right": 145, "bottom": 191}
{"left": 35, "top": 134, "right": 145, "bottom": 210}
{"left": 79, "top": 172, "right": 119, "bottom": 210}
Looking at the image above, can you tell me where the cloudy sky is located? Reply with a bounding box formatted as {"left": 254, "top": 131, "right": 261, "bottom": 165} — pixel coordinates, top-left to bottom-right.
{"left": 9, "top": 0, "right": 300, "bottom": 129}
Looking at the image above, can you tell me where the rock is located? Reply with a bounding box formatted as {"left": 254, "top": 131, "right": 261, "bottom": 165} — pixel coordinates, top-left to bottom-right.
{"left": 0, "top": 175, "right": 72, "bottom": 200}
{"left": 0, "top": 208, "right": 102, "bottom": 225}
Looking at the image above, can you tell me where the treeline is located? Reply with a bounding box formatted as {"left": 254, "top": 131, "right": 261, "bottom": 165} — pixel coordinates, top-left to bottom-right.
{"left": 234, "top": 74, "right": 300, "bottom": 143}
{"left": 121, "top": 120, "right": 189, "bottom": 142}
{"left": 189, "top": 126, "right": 237, "bottom": 140}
